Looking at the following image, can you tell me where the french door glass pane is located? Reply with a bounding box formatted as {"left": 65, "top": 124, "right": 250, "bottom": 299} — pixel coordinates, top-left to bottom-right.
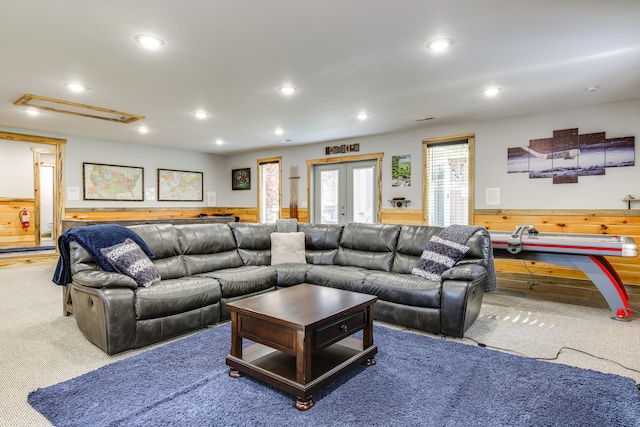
{"left": 320, "top": 170, "right": 339, "bottom": 224}
{"left": 352, "top": 166, "right": 374, "bottom": 223}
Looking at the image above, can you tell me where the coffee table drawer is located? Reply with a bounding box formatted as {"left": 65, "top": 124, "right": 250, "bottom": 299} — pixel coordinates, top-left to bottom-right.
{"left": 239, "top": 315, "right": 295, "bottom": 354}
{"left": 315, "top": 310, "right": 365, "bottom": 349}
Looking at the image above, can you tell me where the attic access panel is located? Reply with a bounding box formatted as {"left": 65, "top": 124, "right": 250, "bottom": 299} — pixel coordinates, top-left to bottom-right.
{"left": 14, "top": 94, "right": 145, "bottom": 124}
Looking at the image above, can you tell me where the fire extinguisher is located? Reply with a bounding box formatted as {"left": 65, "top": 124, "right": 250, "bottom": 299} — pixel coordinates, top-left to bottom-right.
{"left": 20, "top": 208, "right": 30, "bottom": 229}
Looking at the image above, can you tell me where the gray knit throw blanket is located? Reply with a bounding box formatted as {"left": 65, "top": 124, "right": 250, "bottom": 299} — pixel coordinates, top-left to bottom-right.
{"left": 439, "top": 224, "right": 498, "bottom": 292}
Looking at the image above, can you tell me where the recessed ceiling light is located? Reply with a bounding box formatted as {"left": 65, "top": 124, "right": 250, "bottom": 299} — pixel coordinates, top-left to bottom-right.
{"left": 65, "top": 82, "right": 88, "bottom": 92}
{"left": 427, "top": 38, "right": 454, "bottom": 51}
{"left": 483, "top": 87, "right": 502, "bottom": 96}
{"left": 194, "top": 111, "right": 208, "bottom": 119}
{"left": 215, "top": 139, "right": 224, "bottom": 145}
{"left": 138, "top": 126, "right": 149, "bottom": 134}
{"left": 585, "top": 86, "right": 599, "bottom": 92}
{"left": 357, "top": 113, "right": 369, "bottom": 120}
{"left": 274, "top": 128, "right": 284, "bottom": 135}
{"left": 135, "top": 34, "right": 164, "bottom": 48}
{"left": 278, "top": 85, "right": 297, "bottom": 95}
{"left": 24, "top": 108, "right": 41, "bottom": 116}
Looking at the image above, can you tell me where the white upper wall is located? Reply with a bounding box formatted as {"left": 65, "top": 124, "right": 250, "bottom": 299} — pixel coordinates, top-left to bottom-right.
{"left": 0, "top": 127, "right": 228, "bottom": 208}
{"left": 226, "top": 98, "right": 640, "bottom": 210}
{"left": 2, "top": 98, "right": 638, "bottom": 210}
{"left": 63, "top": 137, "right": 228, "bottom": 208}
{"left": 0, "top": 139, "right": 41, "bottom": 198}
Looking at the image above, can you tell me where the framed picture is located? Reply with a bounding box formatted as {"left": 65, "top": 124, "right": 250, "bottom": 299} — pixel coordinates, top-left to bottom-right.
{"left": 391, "top": 154, "right": 411, "bottom": 187}
{"left": 232, "top": 168, "right": 251, "bottom": 190}
{"left": 157, "top": 169, "right": 203, "bottom": 201}
{"left": 83, "top": 162, "right": 144, "bottom": 201}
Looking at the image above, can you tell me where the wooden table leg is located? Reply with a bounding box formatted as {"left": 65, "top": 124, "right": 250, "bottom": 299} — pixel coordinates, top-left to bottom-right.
{"left": 229, "top": 311, "right": 243, "bottom": 378}
{"left": 295, "top": 329, "right": 312, "bottom": 384}
{"left": 363, "top": 304, "right": 376, "bottom": 366}
{"left": 295, "top": 396, "right": 314, "bottom": 411}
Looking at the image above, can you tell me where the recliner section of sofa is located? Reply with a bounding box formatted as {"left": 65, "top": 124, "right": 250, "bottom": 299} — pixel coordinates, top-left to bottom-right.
{"left": 67, "top": 221, "right": 492, "bottom": 354}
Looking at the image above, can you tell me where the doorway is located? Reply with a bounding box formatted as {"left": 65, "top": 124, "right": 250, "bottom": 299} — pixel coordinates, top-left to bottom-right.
{"left": 32, "top": 148, "right": 57, "bottom": 248}
{"left": 0, "top": 131, "right": 65, "bottom": 267}
{"left": 307, "top": 153, "right": 383, "bottom": 224}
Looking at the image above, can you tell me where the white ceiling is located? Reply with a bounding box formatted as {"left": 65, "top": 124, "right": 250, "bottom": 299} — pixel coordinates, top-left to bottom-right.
{"left": 2, "top": 1, "right": 640, "bottom": 155}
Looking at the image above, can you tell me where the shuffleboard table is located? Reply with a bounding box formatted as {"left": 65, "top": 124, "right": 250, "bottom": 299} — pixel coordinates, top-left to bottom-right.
{"left": 490, "top": 225, "right": 637, "bottom": 320}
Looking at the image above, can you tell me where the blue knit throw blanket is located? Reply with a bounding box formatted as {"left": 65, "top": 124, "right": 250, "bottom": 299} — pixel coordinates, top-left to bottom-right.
{"left": 52, "top": 225, "right": 155, "bottom": 285}
{"left": 439, "top": 224, "right": 497, "bottom": 292}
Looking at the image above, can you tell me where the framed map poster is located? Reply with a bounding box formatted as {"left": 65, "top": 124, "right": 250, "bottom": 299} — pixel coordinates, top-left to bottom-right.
{"left": 157, "top": 168, "right": 203, "bottom": 201}
{"left": 83, "top": 162, "right": 144, "bottom": 201}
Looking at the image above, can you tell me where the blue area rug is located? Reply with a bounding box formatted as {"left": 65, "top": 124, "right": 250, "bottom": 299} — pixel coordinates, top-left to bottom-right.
{"left": 29, "top": 324, "right": 640, "bottom": 426}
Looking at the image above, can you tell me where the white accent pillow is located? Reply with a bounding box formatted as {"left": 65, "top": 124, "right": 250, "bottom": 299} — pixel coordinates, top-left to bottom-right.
{"left": 270, "top": 232, "right": 306, "bottom": 265}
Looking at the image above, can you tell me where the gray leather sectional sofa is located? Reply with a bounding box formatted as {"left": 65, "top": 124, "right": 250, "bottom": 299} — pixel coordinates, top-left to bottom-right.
{"left": 68, "top": 222, "right": 493, "bottom": 354}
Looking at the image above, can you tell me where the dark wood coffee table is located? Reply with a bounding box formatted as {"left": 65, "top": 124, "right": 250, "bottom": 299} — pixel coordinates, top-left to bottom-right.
{"left": 226, "top": 284, "right": 377, "bottom": 410}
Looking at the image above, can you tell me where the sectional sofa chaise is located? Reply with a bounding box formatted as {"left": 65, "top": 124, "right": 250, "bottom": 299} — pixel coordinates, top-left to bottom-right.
{"left": 63, "top": 221, "right": 494, "bottom": 354}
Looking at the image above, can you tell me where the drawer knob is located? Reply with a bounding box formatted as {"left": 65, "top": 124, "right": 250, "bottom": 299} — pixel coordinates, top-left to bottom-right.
{"left": 340, "top": 324, "right": 348, "bottom": 332}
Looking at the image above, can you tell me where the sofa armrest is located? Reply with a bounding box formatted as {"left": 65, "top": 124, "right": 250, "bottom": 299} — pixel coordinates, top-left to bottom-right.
{"left": 71, "top": 284, "right": 136, "bottom": 355}
{"left": 440, "top": 265, "right": 487, "bottom": 337}
{"left": 72, "top": 270, "right": 138, "bottom": 290}
{"left": 440, "top": 263, "right": 487, "bottom": 282}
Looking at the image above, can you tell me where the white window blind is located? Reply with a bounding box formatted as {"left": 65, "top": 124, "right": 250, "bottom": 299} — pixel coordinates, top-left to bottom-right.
{"left": 426, "top": 141, "right": 469, "bottom": 226}
{"left": 258, "top": 159, "right": 281, "bottom": 223}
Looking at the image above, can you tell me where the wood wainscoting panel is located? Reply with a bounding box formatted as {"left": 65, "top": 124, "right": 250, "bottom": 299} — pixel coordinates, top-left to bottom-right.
{"left": 380, "top": 208, "right": 423, "bottom": 226}
{"left": 0, "top": 199, "right": 36, "bottom": 248}
{"left": 64, "top": 207, "right": 306, "bottom": 224}
{"left": 65, "top": 207, "right": 254, "bottom": 222}
{"left": 281, "top": 208, "right": 308, "bottom": 223}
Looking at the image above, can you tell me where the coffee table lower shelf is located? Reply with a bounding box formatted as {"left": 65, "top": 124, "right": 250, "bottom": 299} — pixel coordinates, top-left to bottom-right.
{"left": 226, "top": 337, "right": 377, "bottom": 408}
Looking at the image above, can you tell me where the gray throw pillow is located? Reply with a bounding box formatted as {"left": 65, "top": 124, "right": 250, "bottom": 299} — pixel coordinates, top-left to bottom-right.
{"left": 100, "top": 238, "right": 161, "bottom": 287}
{"left": 411, "top": 235, "right": 470, "bottom": 281}
{"left": 275, "top": 218, "right": 298, "bottom": 233}
{"left": 270, "top": 232, "right": 306, "bottom": 265}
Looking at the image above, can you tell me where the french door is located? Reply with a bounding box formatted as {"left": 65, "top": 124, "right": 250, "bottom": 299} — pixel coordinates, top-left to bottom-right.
{"left": 312, "top": 160, "right": 377, "bottom": 224}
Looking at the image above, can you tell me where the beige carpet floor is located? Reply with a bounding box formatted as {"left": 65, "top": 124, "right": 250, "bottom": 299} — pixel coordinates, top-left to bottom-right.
{"left": 1, "top": 264, "right": 639, "bottom": 427}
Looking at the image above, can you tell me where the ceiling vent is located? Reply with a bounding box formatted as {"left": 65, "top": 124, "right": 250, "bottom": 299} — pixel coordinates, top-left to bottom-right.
{"left": 14, "top": 94, "right": 145, "bottom": 124}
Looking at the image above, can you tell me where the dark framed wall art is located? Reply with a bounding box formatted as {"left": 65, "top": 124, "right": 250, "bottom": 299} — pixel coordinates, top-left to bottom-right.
{"left": 232, "top": 168, "right": 251, "bottom": 190}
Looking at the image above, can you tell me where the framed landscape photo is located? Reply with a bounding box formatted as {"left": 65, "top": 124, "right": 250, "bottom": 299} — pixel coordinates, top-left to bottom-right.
{"left": 232, "top": 168, "right": 251, "bottom": 190}
{"left": 83, "top": 162, "right": 144, "bottom": 201}
{"left": 391, "top": 154, "right": 411, "bottom": 187}
{"left": 157, "top": 168, "right": 203, "bottom": 201}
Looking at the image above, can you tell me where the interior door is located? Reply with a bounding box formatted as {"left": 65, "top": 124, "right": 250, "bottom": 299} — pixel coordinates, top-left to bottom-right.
{"left": 313, "top": 160, "right": 377, "bottom": 224}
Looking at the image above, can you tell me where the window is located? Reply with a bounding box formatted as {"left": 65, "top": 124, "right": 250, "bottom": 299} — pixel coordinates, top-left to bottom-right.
{"left": 423, "top": 134, "right": 474, "bottom": 226}
{"left": 257, "top": 157, "right": 281, "bottom": 223}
